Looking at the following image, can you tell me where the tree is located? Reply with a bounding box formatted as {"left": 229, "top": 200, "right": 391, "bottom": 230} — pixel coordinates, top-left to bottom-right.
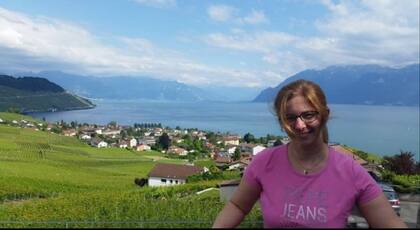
{"left": 158, "top": 133, "right": 171, "bottom": 150}
{"left": 243, "top": 132, "right": 255, "bottom": 143}
{"left": 382, "top": 150, "right": 418, "bottom": 175}
{"left": 108, "top": 121, "right": 117, "bottom": 128}
{"left": 233, "top": 147, "right": 241, "bottom": 161}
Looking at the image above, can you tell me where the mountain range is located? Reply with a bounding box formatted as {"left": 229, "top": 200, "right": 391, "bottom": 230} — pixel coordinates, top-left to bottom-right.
{"left": 253, "top": 64, "right": 419, "bottom": 106}
{"left": 13, "top": 71, "right": 259, "bottom": 102}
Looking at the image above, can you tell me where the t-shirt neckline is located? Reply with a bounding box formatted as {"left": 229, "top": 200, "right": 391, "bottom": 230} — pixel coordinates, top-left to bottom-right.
{"left": 285, "top": 143, "right": 334, "bottom": 178}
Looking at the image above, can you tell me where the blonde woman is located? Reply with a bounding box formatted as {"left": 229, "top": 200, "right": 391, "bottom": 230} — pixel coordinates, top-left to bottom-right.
{"left": 213, "top": 79, "right": 406, "bottom": 228}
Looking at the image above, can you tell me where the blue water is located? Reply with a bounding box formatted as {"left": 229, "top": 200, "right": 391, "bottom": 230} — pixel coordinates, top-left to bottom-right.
{"left": 30, "top": 99, "right": 419, "bottom": 160}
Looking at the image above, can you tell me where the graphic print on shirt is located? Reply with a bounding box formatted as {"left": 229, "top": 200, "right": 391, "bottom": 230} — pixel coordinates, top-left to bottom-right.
{"left": 280, "top": 185, "right": 329, "bottom": 225}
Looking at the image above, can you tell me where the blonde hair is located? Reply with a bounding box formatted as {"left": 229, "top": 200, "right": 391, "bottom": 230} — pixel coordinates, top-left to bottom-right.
{"left": 274, "top": 79, "right": 329, "bottom": 143}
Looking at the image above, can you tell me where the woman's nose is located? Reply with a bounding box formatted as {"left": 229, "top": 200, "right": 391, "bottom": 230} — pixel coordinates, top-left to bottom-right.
{"left": 294, "top": 117, "right": 306, "bottom": 130}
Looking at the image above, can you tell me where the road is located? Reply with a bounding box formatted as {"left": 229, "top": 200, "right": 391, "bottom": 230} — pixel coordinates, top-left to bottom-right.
{"left": 348, "top": 201, "right": 419, "bottom": 228}
{"left": 400, "top": 201, "right": 419, "bottom": 228}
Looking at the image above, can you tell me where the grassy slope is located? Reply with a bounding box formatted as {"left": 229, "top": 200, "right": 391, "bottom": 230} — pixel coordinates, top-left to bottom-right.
{"left": 0, "top": 113, "right": 258, "bottom": 228}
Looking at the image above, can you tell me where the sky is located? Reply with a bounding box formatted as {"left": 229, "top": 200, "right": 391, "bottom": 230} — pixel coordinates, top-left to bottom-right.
{"left": 0, "top": 0, "right": 419, "bottom": 89}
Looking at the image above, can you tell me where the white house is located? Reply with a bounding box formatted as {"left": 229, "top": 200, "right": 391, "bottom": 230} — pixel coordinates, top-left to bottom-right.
{"left": 136, "top": 144, "right": 151, "bottom": 151}
{"left": 0, "top": 118, "right": 3, "bottom": 123}
{"left": 91, "top": 138, "right": 108, "bottom": 148}
{"left": 98, "top": 141, "right": 108, "bottom": 148}
{"left": 118, "top": 140, "right": 129, "bottom": 148}
{"left": 167, "top": 146, "right": 188, "bottom": 156}
{"left": 129, "top": 138, "right": 137, "bottom": 148}
{"left": 240, "top": 143, "right": 266, "bottom": 155}
{"left": 226, "top": 145, "right": 237, "bottom": 154}
{"left": 223, "top": 136, "right": 240, "bottom": 146}
{"left": 80, "top": 134, "right": 92, "bottom": 140}
{"left": 147, "top": 163, "right": 203, "bottom": 187}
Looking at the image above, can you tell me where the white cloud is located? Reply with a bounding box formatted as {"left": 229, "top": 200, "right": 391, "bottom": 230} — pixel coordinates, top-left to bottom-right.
{"left": 208, "top": 5, "right": 269, "bottom": 25}
{"left": 0, "top": 7, "right": 278, "bottom": 88}
{"left": 204, "top": 0, "right": 419, "bottom": 78}
{"left": 238, "top": 10, "right": 269, "bottom": 25}
{"left": 207, "top": 5, "right": 236, "bottom": 22}
{"left": 204, "top": 31, "right": 297, "bottom": 53}
{"left": 133, "top": 0, "right": 176, "bottom": 8}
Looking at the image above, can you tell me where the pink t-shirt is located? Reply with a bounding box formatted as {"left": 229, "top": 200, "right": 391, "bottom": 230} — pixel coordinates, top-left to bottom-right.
{"left": 243, "top": 144, "right": 382, "bottom": 228}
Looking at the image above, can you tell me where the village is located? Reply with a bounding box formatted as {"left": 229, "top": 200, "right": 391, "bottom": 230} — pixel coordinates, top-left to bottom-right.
{"left": 0, "top": 116, "right": 379, "bottom": 188}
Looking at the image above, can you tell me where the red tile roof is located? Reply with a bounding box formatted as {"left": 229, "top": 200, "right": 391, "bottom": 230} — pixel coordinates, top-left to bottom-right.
{"left": 148, "top": 163, "right": 203, "bottom": 180}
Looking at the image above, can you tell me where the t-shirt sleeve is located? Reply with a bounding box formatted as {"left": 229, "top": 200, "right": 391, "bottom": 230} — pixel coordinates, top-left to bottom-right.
{"left": 353, "top": 162, "right": 382, "bottom": 205}
{"left": 243, "top": 154, "right": 262, "bottom": 189}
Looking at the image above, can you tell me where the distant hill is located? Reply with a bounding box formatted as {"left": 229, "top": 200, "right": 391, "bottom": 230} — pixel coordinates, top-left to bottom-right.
{"left": 22, "top": 71, "right": 211, "bottom": 101}
{"left": 0, "top": 75, "right": 95, "bottom": 113}
{"left": 12, "top": 71, "right": 261, "bottom": 102}
{"left": 253, "top": 64, "right": 420, "bottom": 106}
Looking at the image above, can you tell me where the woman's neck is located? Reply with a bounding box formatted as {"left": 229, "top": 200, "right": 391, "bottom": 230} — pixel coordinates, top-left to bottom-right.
{"left": 289, "top": 139, "right": 328, "bottom": 162}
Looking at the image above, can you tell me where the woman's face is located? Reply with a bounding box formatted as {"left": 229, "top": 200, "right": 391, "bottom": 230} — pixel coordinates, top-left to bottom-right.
{"left": 285, "top": 95, "right": 323, "bottom": 145}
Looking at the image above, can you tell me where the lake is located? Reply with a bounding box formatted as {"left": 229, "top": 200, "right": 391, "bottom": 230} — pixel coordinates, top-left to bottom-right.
{"left": 29, "top": 99, "right": 419, "bottom": 161}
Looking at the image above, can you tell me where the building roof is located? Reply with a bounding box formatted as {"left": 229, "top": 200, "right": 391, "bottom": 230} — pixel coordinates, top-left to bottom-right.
{"left": 148, "top": 163, "right": 203, "bottom": 180}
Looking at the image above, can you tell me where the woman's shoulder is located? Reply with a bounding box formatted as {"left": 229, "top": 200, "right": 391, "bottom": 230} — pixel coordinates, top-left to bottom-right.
{"left": 328, "top": 146, "right": 360, "bottom": 170}
{"left": 250, "top": 144, "right": 287, "bottom": 166}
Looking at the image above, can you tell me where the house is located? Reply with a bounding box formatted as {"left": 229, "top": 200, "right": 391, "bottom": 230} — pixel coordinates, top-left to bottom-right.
{"left": 147, "top": 163, "right": 203, "bottom": 187}
{"left": 167, "top": 146, "right": 188, "bottom": 156}
{"left": 80, "top": 134, "right": 92, "bottom": 140}
{"left": 118, "top": 140, "right": 129, "bottom": 148}
{"left": 223, "top": 136, "right": 240, "bottom": 146}
{"left": 240, "top": 143, "right": 266, "bottom": 155}
{"left": 63, "top": 129, "right": 77, "bottom": 137}
{"left": 226, "top": 145, "right": 237, "bottom": 154}
{"left": 214, "top": 156, "right": 231, "bottom": 168}
{"left": 138, "top": 136, "right": 156, "bottom": 146}
{"left": 136, "top": 144, "right": 151, "bottom": 151}
{"left": 90, "top": 138, "right": 108, "bottom": 148}
{"left": 102, "top": 128, "right": 121, "bottom": 136}
{"left": 129, "top": 138, "right": 137, "bottom": 148}
{"left": 226, "top": 156, "right": 252, "bottom": 172}
{"left": 0, "top": 118, "right": 3, "bottom": 123}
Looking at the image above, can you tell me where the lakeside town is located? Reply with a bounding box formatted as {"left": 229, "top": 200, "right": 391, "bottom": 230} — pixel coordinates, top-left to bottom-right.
{"left": 0, "top": 115, "right": 380, "bottom": 178}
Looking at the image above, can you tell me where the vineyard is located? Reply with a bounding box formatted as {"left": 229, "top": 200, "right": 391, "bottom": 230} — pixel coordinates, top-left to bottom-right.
{"left": 0, "top": 113, "right": 262, "bottom": 228}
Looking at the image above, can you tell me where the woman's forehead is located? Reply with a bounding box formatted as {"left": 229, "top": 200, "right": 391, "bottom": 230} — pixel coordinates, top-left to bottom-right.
{"left": 286, "top": 95, "right": 315, "bottom": 113}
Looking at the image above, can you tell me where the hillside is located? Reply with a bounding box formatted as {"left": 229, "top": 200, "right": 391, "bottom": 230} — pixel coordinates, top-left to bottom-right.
{"left": 0, "top": 114, "right": 261, "bottom": 228}
{"left": 253, "top": 64, "right": 420, "bottom": 106}
{"left": 0, "top": 75, "right": 95, "bottom": 113}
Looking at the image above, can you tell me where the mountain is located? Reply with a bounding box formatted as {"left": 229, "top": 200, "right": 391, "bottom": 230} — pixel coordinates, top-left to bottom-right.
{"left": 253, "top": 64, "right": 420, "bottom": 106}
{"left": 19, "top": 71, "right": 211, "bottom": 101}
{"left": 0, "top": 75, "right": 95, "bottom": 113}
{"left": 11, "top": 71, "right": 262, "bottom": 102}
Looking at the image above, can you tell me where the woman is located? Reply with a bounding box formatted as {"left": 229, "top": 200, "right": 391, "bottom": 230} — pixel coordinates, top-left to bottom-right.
{"left": 212, "top": 79, "right": 406, "bottom": 228}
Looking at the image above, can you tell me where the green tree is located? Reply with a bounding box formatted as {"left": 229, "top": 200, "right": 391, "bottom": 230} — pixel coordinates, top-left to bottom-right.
{"left": 243, "top": 132, "right": 255, "bottom": 143}
{"left": 232, "top": 147, "right": 241, "bottom": 161}
{"left": 158, "top": 133, "right": 171, "bottom": 150}
{"left": 108, "top": 121, "right": 117, "bottom": 128}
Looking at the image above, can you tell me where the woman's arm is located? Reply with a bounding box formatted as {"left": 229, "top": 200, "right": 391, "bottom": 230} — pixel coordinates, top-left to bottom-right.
{"left": 359, "top": 193, "right": 407, "bottom": 228}
{"left": 212, "top": 178, "right": 261, "bottom": 228}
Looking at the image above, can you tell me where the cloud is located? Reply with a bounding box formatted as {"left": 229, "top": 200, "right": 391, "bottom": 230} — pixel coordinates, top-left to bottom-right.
{"left": 133, "top": 0, "right": 176, "bottom": 8}
{"left": 0, "top": 7, "right": 277, "bottom": 88}
{"left": 207, "top": 5, "right": 236, "bottom": 22}
{"left": 204, "top": 0, "right": 419, "bottom": 77}
{"left": 204, "top": 31, "right": 297, "bottom": 53}
{"left": 238, "top": 10, "right": 268, "bottom": 25}
{"left": 208, "top": 5, "right": 269, "bottom": 25}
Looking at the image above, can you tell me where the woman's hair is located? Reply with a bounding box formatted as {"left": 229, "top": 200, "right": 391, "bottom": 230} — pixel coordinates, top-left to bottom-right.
{"left": 274, "top": 79, "right": 329, "bottom": 143}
